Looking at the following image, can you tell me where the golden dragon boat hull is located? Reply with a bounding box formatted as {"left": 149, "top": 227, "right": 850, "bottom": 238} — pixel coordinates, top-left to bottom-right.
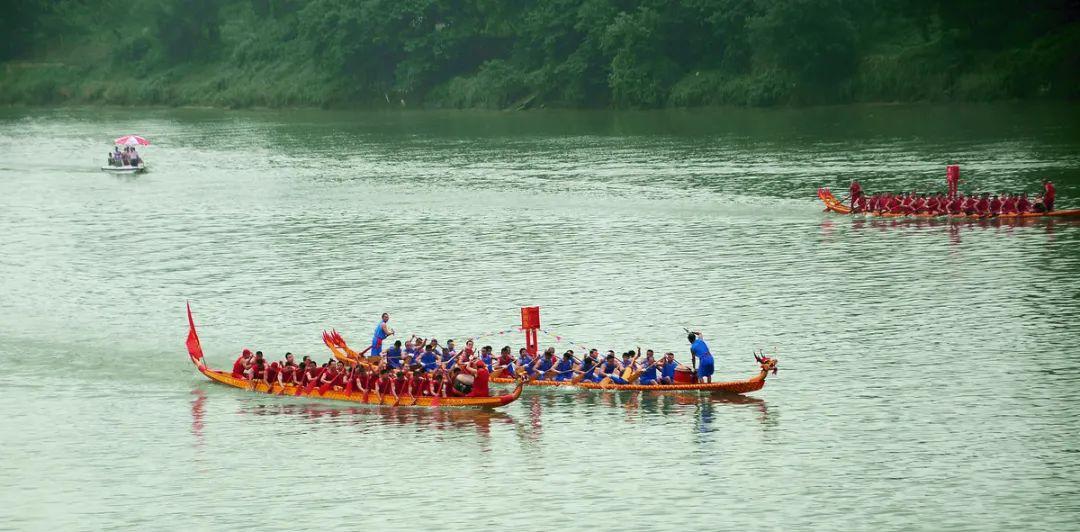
{"left": 487, "top": 369, "right": 770, "bottom": 393}
{"left": 186, "top": 305, "right": 523, "bottom": 409}
{"left": 818, "top": 188, "right": 1080, "bottom": 219}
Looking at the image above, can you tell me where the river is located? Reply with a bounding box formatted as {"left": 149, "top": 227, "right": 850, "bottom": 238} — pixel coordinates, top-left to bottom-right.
{"left": 1, "top": 104, "right": 1079, "bottom": 530}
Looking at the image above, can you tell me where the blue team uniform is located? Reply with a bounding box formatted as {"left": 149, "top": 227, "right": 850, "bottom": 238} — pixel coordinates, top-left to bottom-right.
{"left": 553, "top": 359, "right": 575, "bottom": 381}
{"left": 660, "top": 360, "right": 677, "bottom": 382}
{"left": 601, "top": 361, "right": 628, "bottom": 385}
{"left": 371, "top": 321, "right": 389, "bottom": 356}
{"left": 536, "top": 357, "right": 555, "bottom": 377}
{"left": 385, "top": 346, "right": 403, "bottom": 369}
{"left": 691, "top": 338, "right": 714, "bottom": 379}
{"left": 419, "top": 351, "right": 438, "bottom": 371}
{"left": 638, "top": 360, "right": 659, "bottom": 385}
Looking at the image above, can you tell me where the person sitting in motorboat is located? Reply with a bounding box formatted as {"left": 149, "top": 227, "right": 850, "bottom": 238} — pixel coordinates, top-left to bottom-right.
{"left": 128, "top": 147, "right": 141, "bottom": 166}
{"left": 108, "top": 146, "right": 122, "bottom": 166}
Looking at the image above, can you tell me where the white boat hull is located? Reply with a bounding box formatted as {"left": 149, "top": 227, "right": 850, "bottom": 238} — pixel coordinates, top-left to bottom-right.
{"left": 101, "top": 164, "right": 146, "bottom": 174}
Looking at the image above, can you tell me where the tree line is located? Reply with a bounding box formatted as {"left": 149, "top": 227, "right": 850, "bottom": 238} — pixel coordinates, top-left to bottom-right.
{"left": 3, "top": 0, "right": 1077, "bottom": 108}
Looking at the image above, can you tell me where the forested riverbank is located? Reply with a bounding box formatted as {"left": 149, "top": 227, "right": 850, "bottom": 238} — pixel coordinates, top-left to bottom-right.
{"left": 3, "top": 0, "right": 1078, "bottom": 109}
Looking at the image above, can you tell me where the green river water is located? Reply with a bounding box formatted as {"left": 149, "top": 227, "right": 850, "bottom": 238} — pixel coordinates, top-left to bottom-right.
{"left": 1, "top": 104, "right": 1079, "bottom": 531}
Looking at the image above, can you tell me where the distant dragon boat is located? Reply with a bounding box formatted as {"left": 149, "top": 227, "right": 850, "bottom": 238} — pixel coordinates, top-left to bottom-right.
{"left": 185, "top": 304, "right": 523, "bottom": 409}
{"left": 818, "top": 188, "right": 1080, "bottom": 219}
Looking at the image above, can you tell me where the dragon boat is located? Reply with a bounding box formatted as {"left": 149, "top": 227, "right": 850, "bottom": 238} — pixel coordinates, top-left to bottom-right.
{"left": 485, "top": 356, "right": 777, "bottom": 393}
{"left": 323, "top": 311, "right": 778, "bottom": 396}
{"left": 818, "top": 188, "right": 1080, "bottom": 219}
{"left": 185, "top": 305, "right": 523, "bottom": 409}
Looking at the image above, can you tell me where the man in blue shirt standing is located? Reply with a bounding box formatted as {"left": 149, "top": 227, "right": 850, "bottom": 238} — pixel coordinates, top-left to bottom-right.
{"left": 371, "top": 312, "right": 394, "bottom": 357}
{"left": 688, "top": 331, "right": 714, "bottom": 383}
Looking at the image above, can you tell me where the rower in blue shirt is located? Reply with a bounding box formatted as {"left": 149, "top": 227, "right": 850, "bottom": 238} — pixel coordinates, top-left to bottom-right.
{"left": 659, "top": 352, "right": 678, "bottom": 384}
{"left": 385, "top": 340, "right": 403, "bottom": 369}
{"left": 638, "top": 349, "right": 660, "bottom": 385}
{"left": 599, "top": 353, "right": 628, "bottom": 384}
{"left": 535, "top": 348, "right": 557, "bottom": 379}
{"left": 516, "top": 348, "right": 536, "bottom": 379}
{"left": 479, "top": 345, "right": 494, "bottom": 370}
{"left": 688, "top": 331, "right": 714, "bottom": 383}
{"left": 419, "top": 344, "right": 439, "bottom": 371}
{"left": 552, "top": 351, "right": 576, "bottom": 381}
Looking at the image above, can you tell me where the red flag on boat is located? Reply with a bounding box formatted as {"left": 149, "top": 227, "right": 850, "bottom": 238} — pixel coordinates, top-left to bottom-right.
{"left": 186, "top": 302, "right": 203, "bottom": 363}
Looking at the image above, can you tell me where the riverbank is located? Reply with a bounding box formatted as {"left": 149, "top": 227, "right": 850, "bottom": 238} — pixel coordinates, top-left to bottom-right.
{"left": 4, "top": 50, "right": 1077, "bottom": 111}
{"left": 4, "top": 1, "right": 1077, "bottom": 111}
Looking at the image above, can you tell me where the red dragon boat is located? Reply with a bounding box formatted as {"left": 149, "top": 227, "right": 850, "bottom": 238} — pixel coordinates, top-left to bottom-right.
{"left": 185, "top": 304, "right": 523, "bottom": 409}
{"left": 324, "top": 306, "right": 778, "bottom": 395}
{"left": 818, "top": 188, "right": 1080, "bottom": 219}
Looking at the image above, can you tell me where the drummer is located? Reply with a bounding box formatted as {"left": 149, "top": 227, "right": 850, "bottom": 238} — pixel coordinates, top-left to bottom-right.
{"left": 458, "top": 359, "right": 491, "bottom": 397}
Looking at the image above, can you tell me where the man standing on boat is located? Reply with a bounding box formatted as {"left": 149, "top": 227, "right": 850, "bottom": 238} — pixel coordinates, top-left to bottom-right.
{"left": 688, "top": 331, "right": 714, "bottom": 383}
{"left": 848, "top": 180, "right": 863, "bottom": 209}
{"left": 371, "top": 313, "right": 395, "bottom": 357}
{"left": 1043, "top": 180, "right": 1056, "bottom": 212}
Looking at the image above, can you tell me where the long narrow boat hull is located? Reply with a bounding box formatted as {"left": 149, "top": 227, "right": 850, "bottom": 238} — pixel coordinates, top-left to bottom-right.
{"left": 488, "top": 371, "right": 769, "bottom": 394}
{"left": 186, "top": 305, "right": 522, "bottom": 409}
{"left": 818, "top": 188, "right": 1080, "bottom": 219}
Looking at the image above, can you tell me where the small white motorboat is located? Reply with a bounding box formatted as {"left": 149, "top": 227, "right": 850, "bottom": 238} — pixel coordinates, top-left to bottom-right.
{"left": 102, "top": 134, "right": 150, "bottom": 174}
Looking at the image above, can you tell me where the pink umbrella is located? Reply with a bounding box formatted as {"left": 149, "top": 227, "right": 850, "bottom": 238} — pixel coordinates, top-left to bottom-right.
{"left": 114, "top": 135, "right": 150, "bottom": 146}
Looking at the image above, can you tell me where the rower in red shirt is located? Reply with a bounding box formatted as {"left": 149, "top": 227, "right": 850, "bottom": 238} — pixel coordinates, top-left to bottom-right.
{"left": 975, "top": 194, "right": 991, "bottom": 216}
{"left": 247, "top": 352, "right": 267, "bottom": 381}
{"left": 302, "top": 361, "right": 320, "bottom": 386}
{"left": 318, "top": 363, "right": 339, "bottom": 390}
{"left": 1016, "top": 194, "right": 1032, "bottom": 213}
{"left": 926, "top": 195, "right": 940, "bottom": 214}
{"left": 232, "top": 349, "right": 253, "bottom": 378}
{"left": 1001, "top": 194, "right": 1018, "bottom": 214}
{"left": 989, "top": 195, "right": 1002, "bottom": 215}
{"left": 265, "top": 360, "right": 282, "bottom": 387}
{"left": 884, "top": 194, "right": 898, "bottom": 213}
{"left": 913, "top": 195, "right": 928, "bottom": 213}
{"left": 279, "top": 353, "right": 297, "bottom": 385}
{"left": 1043, "top": 180, "right": 1056, "bottom": 211}
{"left": 899, "top": 194, "right": 915, "bottom": 214}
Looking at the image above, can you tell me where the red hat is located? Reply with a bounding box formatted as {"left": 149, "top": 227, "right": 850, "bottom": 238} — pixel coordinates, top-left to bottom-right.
{"left": 242, "top": 349, "right": 252, "bottom": 356}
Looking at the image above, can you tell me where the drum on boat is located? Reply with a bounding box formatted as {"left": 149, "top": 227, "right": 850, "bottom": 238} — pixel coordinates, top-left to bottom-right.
{"left": 453, "top": 373, "right": 474, "bottom": 395}
{"left": 674, "top": 365, "right": 696, "bottom": 384}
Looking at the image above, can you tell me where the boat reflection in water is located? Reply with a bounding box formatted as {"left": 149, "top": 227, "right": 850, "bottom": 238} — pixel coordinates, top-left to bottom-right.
{"left": 238, "top": 401, "right": 518, "bottom": 438}
{"left": 499, "top": 386, "right": 771, "bottom": 429}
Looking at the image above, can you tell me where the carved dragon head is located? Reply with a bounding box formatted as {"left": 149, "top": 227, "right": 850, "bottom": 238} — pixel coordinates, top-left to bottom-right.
{"left": 754, "top": 351, "right": 779, "bottom": 375}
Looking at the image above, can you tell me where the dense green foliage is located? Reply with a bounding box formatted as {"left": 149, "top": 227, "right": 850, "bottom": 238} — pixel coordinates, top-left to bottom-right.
{"left": 2, "top": 0, "right": 1077, "bottom": 108}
